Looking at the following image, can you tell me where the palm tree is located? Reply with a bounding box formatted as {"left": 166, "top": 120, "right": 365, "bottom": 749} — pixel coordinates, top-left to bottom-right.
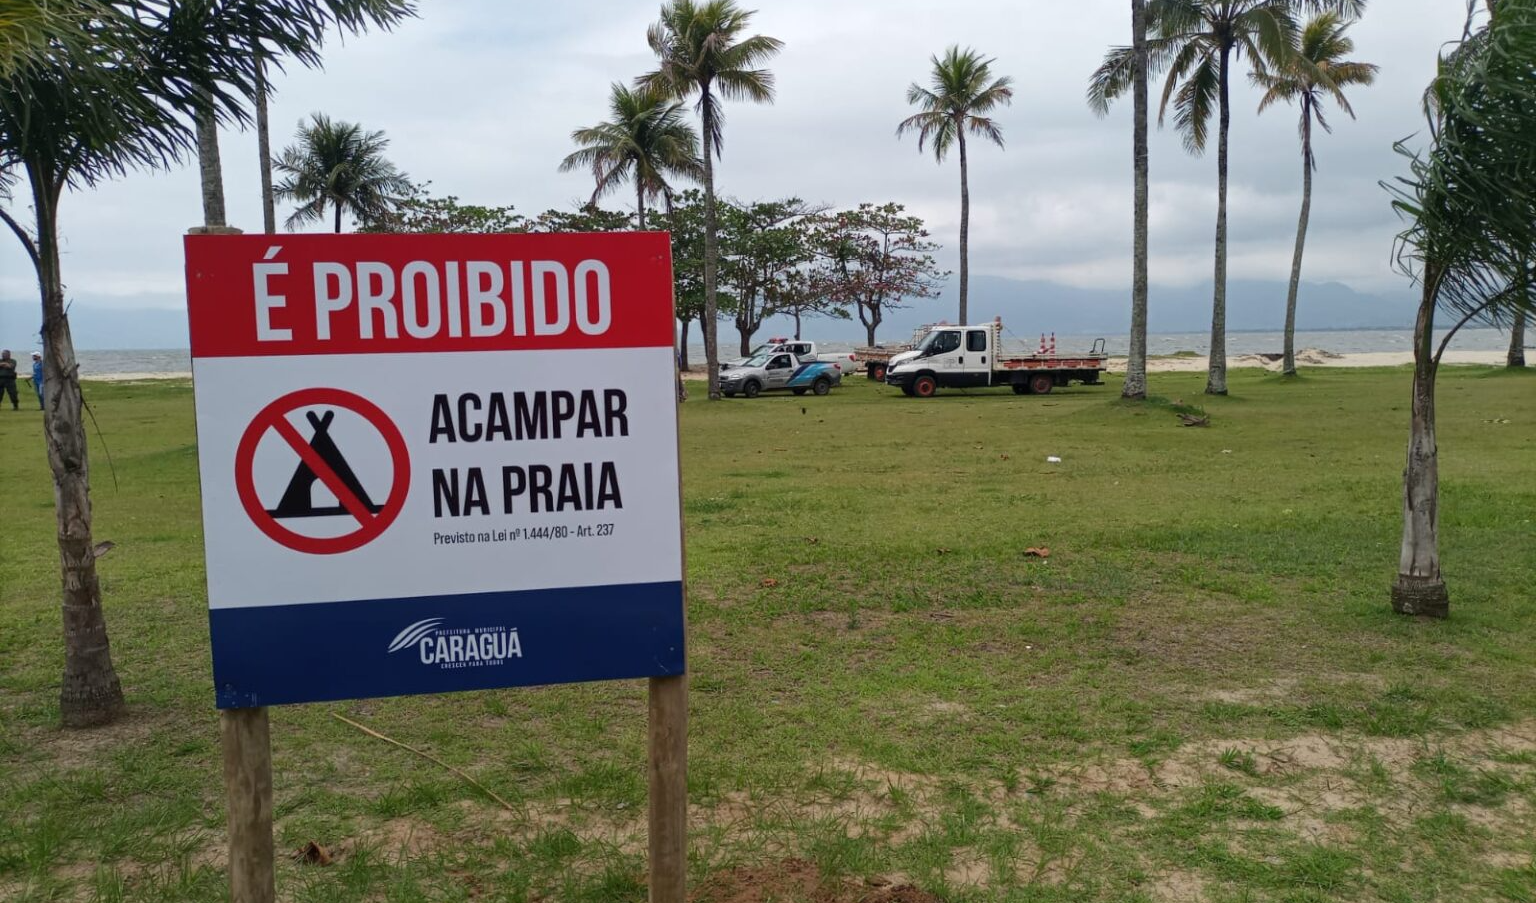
{"left": 274, "top": 113, "right": 412, "bottom": 232}
{"left": 638, "top": 0, "right": 783, "bottom": 401}
{"left": 0, "top": 0, "right": 69, "bottom": 78}
{"left": 0, "top": 1, "right": 263, "bottom": 728}
{"left": 186, "top": 1, "right": 415, "bottom": 233}
{"left": 1384, "top": 0, "right": 1536, "bottom": 617}
{"left": 897, "top": 46, "right": 1013, "bottom": 327}
{"left": 560, "top": 83, "right": 703, "bottom": 230}
{"left": 1257, "top": 12, "right": 1376, "bottom": 377}
{"left": 253, "top": 3, "right": 415, "bottom": 235}
{"left": 1088, "top": 1, "right": 1153, "bottom": 400}
{"left": 1091, "top": 0, "right": 1365, "bottom": 395}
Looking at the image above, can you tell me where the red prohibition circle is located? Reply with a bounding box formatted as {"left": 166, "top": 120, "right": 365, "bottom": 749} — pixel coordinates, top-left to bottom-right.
{"left": 234, "top": 387, "right": 410, "bottom": 555}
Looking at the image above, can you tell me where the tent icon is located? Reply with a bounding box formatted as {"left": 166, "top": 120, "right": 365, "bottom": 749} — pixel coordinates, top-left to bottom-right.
{"left": 268, "top": 410, "right": 384, "bottom": 518}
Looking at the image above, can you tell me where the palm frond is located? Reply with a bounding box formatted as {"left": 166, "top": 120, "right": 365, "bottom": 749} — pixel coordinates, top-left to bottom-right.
{"left": 1171, "top": 53, "right": 1218, "bottom": 153}
{"left": 899, "top": 45, "right": 1011, "bottom": 161}
{"left": 1087, "top": 45, "right": 1138, "bottom": 115}
{"left": 1386, "top": 0, "right": 1536, "bottom": 338}
{"left": 638, "top": 0, "right": 780, "bottom": 161}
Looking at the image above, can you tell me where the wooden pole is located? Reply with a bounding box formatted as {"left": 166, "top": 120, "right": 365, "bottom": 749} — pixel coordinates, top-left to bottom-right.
{"left": 647, "top": 674, "right": 688, "bottom": 903}
{"left": 221, "top": 706, "right": 275, "bottom": 903}
{"left": 650, "top": 271, "right": 690, "bottom": 903}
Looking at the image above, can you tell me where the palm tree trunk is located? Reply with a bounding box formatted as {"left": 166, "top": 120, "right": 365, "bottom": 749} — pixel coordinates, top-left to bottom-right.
{"left": 636, "top": 177, "right": 647, "bottom": 231}
{"left": 195, "top": 97, "right": 227, "bottom": 229}
{"left": 29, "top": 165, "right": 126, "bottom": 727}
{"left": 1124, "top": 0, "right": 1150, "bottom": 401}
{"left": 1206, "top": 42, "right": 1232, "bottom": 396}
{"left": 1392, "top": 275, "right": 1449, "bottom": 617}
{"left": 793, "top": 309, "right": 802, "bottom": 340}
{"left": 957, "top": 124, "right": 970, "bottom": 326}
{"left": 1283, "top": 108, "right": 1314, "bottom": 378}
{"left": 675, "top": 316, "right": 689, "bottom": 403}
{"left": 700, "top": 91, "right": 722, "bottom": 400}
{"left": 334, "top": 203, "right": 343, "bottom": 234}
{"left": 255, "top": 49, "right": 276, "bottom": 235}
{"left": 1509, "top": 309, "right": 1527, "bottom": 368}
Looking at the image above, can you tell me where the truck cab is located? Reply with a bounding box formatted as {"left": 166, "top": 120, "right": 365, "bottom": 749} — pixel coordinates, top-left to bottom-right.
{"left": 886, "top": 324, "right": 1002, "bottom": 392}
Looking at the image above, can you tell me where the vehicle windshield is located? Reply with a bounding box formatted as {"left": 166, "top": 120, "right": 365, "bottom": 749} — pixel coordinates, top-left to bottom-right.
{"left": 741, "top": 353, "right": 772, "bottom": 368}
{"left": 915, "top": 330, "right": 960, "bottom": 356}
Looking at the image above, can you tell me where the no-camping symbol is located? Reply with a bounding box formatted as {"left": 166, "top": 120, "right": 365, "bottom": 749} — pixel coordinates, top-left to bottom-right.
{"left": 234, "top": 387, "right": 410, "bottom": 555}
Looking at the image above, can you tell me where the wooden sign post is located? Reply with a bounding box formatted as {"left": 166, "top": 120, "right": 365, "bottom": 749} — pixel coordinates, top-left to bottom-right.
{"left": 648, "top": 675, "right": 688, "bottom": 902}
{"left": 221, "top": 707, "right": 275, "bottom": 903}
{"left": 185, "top": 232, "right": 689, "bottom": 902}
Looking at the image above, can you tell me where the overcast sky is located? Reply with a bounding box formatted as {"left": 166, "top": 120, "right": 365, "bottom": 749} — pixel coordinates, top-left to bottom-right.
{"left": 0, "top": 0, "right": 1468, "bottom": 314}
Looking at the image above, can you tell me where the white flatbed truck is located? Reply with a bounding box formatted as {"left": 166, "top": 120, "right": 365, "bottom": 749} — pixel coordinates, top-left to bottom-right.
{"left": 883, "top": 321, "right": 1108, "bottom": 397}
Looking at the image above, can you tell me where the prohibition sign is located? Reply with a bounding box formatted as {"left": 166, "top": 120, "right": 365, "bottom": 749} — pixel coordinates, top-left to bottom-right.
{"left": 234, "top": 387, "right": 410, "bottom": 555}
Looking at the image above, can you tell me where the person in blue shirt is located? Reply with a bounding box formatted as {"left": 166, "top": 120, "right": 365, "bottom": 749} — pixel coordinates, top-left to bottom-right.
{"left": 30, "top": 352, "right": 43, "bottom": 410}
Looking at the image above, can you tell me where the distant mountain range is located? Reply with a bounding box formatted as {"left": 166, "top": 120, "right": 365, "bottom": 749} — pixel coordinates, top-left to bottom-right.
{"left": 0, "top": 275, "right": 1416, "bottom": 351}
{"left": 0, "top": 301, "right": 188, "bottom": 351}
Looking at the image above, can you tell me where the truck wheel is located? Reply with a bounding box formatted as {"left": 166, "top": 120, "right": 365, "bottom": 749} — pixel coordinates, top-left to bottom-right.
{"left": 913, "top": 375, "right": 938, "bottom": 398}
{"left": 812, "top": 377, "right": 832, "bottom": 396}
{"left": 1012, "top": 382, "right": 1029, "bottom": 395}
{"left": 792, "top": 388, "right": 807, "bottom": 396}
{"left": 743, "top": 380, "right": 761, "bottom": 398}
{"left": 1029, "top": 374, "right": 1054, "bottom": 395}
{"left": 871, "top": 363, "right": 888, "bottom": 381}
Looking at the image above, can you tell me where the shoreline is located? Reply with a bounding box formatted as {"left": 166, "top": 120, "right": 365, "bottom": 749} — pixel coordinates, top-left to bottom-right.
{"left": 84, "top": 349, "right": 1518, "bottom": 383}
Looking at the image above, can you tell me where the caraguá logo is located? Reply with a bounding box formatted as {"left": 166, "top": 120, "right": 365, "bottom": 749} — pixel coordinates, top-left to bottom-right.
{"left": 387, "top": 618, "right": 523, "bottom": 669}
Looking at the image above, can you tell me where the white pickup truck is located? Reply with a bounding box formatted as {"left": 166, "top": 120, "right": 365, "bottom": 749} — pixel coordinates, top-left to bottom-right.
{"left": 884, "top": 321, "right": 1108, "bottom": 397}
{"left": 721, "top": 339, "right": 858, "bottom": 374}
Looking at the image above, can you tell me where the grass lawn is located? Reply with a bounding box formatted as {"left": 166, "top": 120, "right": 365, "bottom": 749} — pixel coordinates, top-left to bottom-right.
{"left": 1, "top": 365, "right": 1535, "bottom": 902}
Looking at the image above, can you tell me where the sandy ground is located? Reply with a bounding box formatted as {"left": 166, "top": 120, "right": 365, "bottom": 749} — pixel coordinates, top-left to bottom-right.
{"left": 86, "top": 349, "right": 1515, "bottom": 383}
{"left": 1119, "top": 348, "right": 1511, "bottom": 373}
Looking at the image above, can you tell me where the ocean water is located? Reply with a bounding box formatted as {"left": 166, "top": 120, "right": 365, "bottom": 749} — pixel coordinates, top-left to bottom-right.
{"left": 691, "top": 327, "right": 1517, "bottom": 364}
{"left": 70, "top": 327, "right": 1519, "bottom": 376}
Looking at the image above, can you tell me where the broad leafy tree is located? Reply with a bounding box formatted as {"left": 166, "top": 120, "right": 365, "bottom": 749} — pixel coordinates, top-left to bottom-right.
{"left": 720, "top": 197, "right": 819, "bottom": 354}
{"left": 663, "top": 189, "right": 714, "bottom": 373}
{"left": 273, "top": 112, "right": 413, "bottom": 232}
{"left": 772, "top": 268, "right": 849, "bottom": 340}
{"left": 0, "top": 0, "right": 262, "bottom": 728}
{"left": 560, "top": 82, "right": 703, "bottom": 229}
{"left": 523, "top": 204, "right": 635, "bottom": 234}
{"left": 363, "top": 185, "right": 523, "bottom": 233}
{"left": 1257, "top": 12, "right": 1376, "bottom": 376}
{"left": 1088, "top": 1, "right": 1153, "bottom": 400}
{"left": 897, "top": 46, "right": 1012, "bottom": 327}
{"left": 809, "top": 203, "right": 946, "bottom": 347}
{"left": 1091, "top": 0, "right": 1366, "bottom": 395}
{"left": 1383, "top": 0, "right": 1536, "bottom": 617}
{"left": 638, "top": 0, "right": 782, "bottom": 399}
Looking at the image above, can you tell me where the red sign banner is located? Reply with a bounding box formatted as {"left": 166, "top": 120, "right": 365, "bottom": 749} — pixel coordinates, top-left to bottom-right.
{"left": 185, "top": 232, "right": 675, "bottom": 358}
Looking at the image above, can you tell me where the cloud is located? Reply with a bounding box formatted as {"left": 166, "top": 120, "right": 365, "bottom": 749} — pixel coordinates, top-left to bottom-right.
{"left": 0, "top": 0, "right": 1467, "bottom": 318}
